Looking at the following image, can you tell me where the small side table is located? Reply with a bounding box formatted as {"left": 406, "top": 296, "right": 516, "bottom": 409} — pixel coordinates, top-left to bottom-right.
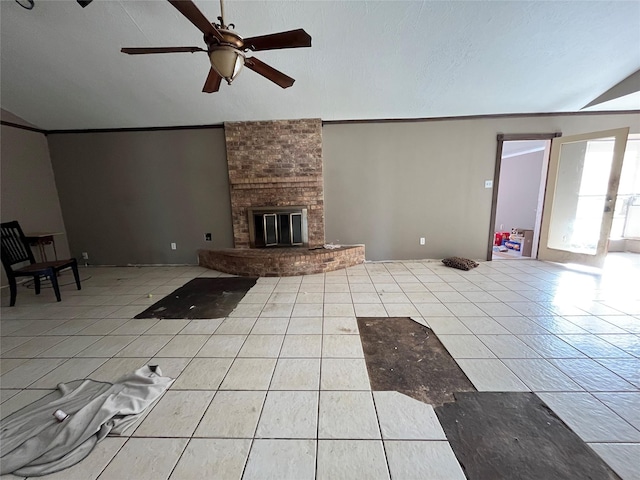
{"left": 24, "top": 232, "right": 62, "bottom": 262}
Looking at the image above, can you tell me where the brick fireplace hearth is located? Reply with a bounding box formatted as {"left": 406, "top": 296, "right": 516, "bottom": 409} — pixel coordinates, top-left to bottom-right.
{"left": 198, "top": 245, "right": 365, "bottom": 277}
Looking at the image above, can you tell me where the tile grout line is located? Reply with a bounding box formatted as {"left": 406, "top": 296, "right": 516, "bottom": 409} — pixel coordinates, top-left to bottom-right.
{"left": 370, "top": 391, "right": 392, "bottom": 480}
{"left": 128, "top": 301, "right": 218, "bottom": 439}
{"left": 1, "top": 262, "right": 639, "bottom": 478}
{"left": 125, "top": 434, "right": 458, "bottom": 441}
{"left": 102, "top": 270, "right": 234, "bottom": 479}
{"left": 357, "top": 264, "right": 392, "bottom": 479}
{"left": 96, "top": 270, "right": 200, "bottom": 479}
{"left": 314, "top": 272, "right": 326, "bottom": 479}
{"left": 95, "top": 436, "right": 130, "bottom": 480}
{"left": 240, "top": 275, "right": 296, "bottom": 480}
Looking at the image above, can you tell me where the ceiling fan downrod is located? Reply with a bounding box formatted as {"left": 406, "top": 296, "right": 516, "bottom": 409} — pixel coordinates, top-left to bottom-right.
{"left": 216, "top": 0, "right": 228, "bottom": 30}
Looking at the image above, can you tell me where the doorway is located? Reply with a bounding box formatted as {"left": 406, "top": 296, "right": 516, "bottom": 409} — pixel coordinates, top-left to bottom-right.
{"left": 492, "top": 139, "right": 551, "bottom": 260}
{"left": 489, "top": 130, "right": 639, "bottom": 266}
{"left": 487, "top": 133, "right": 559, "bottom": 261}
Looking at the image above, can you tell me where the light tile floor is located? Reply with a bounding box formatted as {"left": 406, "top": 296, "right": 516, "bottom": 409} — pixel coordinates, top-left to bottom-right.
{"left": 1, "top": 254, "right": 639, "bottom": 479}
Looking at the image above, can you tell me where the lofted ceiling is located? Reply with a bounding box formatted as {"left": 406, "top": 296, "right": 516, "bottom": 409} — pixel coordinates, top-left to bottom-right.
{"left": 1, "top": 0, "right": 639, "bottom": 130}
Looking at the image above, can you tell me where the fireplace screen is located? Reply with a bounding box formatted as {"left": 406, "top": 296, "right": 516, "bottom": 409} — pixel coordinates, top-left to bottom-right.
{"left": 249, "top": 207, "right": 308, "bottom": 248}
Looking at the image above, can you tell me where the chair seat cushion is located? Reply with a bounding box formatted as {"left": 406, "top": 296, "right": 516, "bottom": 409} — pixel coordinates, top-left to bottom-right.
{"left": 16, "top": 259, "right": 75, "bottom": 273}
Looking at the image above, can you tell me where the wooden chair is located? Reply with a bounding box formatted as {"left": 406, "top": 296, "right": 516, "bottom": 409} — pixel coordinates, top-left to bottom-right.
{"left": 1, "top": 221, "right": 81, "bottom": 306}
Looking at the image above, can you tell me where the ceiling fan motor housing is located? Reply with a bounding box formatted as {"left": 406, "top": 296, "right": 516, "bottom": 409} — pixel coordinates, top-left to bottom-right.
{"left": 207, "top": 29, "right": 244, "bottom": 50}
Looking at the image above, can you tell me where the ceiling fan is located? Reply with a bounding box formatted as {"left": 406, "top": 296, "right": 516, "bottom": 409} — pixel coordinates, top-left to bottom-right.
{"left": 121, "top": 0, "right": 311, "bottom": 93}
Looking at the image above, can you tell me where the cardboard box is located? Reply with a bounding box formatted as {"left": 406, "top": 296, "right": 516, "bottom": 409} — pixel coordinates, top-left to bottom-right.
{"left": 504, "top": 240, "right": 523, "bottom": 253}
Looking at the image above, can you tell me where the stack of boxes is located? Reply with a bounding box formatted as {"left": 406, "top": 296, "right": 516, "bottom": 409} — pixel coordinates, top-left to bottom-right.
{"left": 503, "top": 229, "right": 534, "bottom": 256}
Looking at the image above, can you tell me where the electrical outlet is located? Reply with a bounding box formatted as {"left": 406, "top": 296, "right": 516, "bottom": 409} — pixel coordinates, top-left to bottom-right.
{"left": 484, "top": 180, "right": 493, "bottom": 189}
{"left": 171, "top": 242, "right": 177, "bottom": 250}
{"left": 420, "top": 237, "right": 426, "bottom": 245}
{"left": 81, "top": 252, "right": 89, "bottom": 260}
{"left": 205, "top": 233, "right": 212, "bottom": 241}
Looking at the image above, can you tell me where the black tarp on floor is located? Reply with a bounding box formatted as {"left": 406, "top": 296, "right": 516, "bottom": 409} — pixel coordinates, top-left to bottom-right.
{"left": 435, "top": 392, "right": 621, "bottom": 480}
{"left": 135, "top": 277, "right": 257, "bottom": 319}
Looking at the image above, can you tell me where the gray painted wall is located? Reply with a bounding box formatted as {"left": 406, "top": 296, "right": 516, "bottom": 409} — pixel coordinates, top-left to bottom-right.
{"left": 1, "top": 122, "right": 70, "bottom": 286}
{"left": 47, "top": 128, "right": 233, "bottom": 265}
{"left": 323, "top": 113, "right": 640, "bottom": 260}
{"left": 33, "top": 112, "right": 640, "bottom": 266}
{"left": 494, "top": 149, "right": 545, "bottom": 232}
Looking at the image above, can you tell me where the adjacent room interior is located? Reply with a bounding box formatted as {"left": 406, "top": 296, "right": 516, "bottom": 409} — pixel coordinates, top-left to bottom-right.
{"left": 492, "top": 139, "right": 550, "bottom": 260}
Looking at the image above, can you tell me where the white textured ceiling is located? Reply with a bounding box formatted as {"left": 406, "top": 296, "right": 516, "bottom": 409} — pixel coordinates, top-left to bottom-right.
{"left": 1, "top": 0, "right": 639, "bottom": 130}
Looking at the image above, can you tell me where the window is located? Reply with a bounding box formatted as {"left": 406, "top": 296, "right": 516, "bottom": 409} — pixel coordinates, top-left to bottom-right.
{"left": 612, "top": 136, "right": 640, "bottom": 238}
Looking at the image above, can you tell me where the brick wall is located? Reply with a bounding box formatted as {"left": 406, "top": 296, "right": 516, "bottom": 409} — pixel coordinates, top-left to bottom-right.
{"left": 225, "top": 119, "right": 325, "bottom": 248}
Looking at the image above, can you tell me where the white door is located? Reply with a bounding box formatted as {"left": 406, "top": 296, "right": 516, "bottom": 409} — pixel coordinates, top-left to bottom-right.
{"left": 538, "top": 127, "right": 630, "bottom": 268}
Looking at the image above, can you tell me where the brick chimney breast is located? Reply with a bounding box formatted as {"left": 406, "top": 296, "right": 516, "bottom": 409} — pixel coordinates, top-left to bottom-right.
{"left": 224, "top": 119, "right": 325, "bottom": 248}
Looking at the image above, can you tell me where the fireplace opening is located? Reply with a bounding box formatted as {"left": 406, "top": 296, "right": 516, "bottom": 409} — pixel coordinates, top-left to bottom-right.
{"left": 248, "top": 207, "right": 308, "bottom": 248}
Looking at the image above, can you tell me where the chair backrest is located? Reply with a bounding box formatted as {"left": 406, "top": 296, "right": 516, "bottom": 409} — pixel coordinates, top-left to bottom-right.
{"left": 1, "top": 221, "right": 36, "bottom": 272}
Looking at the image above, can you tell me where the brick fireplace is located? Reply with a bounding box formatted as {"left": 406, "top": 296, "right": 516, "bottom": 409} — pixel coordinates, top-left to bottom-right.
{"left": 225, "top": 118, "right": 324, "bottom": 248}
{"left": 198, "top": 118, "right": 364, "bottom": 276}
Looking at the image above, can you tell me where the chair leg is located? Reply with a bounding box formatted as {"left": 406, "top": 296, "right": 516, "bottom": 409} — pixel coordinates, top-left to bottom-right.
{"left": 34, "top": 275, "right": 41, "bottom": 295}
{"left": 71, "top": 262, "right": 81, "bottom": 291}
{"left": 49, "top": 269, "right": 62, "bottom": 302}
{"left": 8, "top": 276, "right": 17, "bottom": 307}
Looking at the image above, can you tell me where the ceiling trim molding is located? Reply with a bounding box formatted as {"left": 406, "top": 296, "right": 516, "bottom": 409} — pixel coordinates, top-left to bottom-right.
{"left": 18, "top": 109, "right": 640, "bottom": 135}
{"left": 47, "top": 123, "right": 225, "bottom": 135}
{"left": 0, "top": 120, "right": 47, "bottom": 135}
{"left": 323, "top": 110, "right": 640, "bottom": 126}
{"left": 497, "top": 133, "right": 563, "bottom": 141}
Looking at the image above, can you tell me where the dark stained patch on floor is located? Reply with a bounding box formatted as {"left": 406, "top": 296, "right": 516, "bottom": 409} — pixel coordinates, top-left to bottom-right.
{"left": 435, "top": 392, "right": 621, "bottom": 480}
{"left": 356, "top": 317, "right": 475, "bottom": 406}
{"left": 135, "top": 277, "right": 257, "bottom": 319}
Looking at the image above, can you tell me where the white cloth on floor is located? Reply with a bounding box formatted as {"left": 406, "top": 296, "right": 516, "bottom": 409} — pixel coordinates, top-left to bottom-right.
{"left": 0, "top": 366, "right": 173, "bottom": 477}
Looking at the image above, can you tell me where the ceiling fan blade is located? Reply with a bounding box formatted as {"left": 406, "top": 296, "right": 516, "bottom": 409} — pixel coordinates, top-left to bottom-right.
{"left": 243, "top": 29, "right": 312, "bottom": 51}
{"left": 167, "top": 0, "right": 224, "bottom": 42}
{"left": 203, "top": 68, "right": 222, "bottom": 93}
{"left": 121, "top": 47, "right": 205, "bottom": 55}
{"left": 245, "top": 57, "right": 295, "bottom": 89}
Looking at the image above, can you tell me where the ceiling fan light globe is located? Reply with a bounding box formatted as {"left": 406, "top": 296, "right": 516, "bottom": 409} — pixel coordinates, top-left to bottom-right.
{"left": 209, "top": 47, "right": 245, "bottom": 84}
